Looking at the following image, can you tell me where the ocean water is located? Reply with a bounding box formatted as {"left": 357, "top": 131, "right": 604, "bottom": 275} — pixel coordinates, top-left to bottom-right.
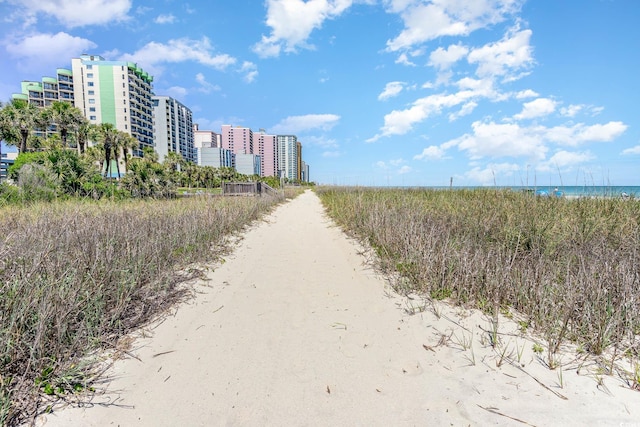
{"left": 505, "top": 186, "right": 640, "bottom": 198}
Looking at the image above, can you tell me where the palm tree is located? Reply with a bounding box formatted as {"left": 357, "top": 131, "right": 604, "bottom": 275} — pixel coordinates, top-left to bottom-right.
{"left": 142, "top": 146, "right": 159, "bottom": 163}
{"left": 75, "top": 121, "right": 91, "bottom": 155}
{"left": 91, "top": 123, "right": 120, "bottom": 178}
{"left": 47, "top": 101, "right": 87, "bottom": 148}
{"left": 0, "top": 99, "right": 40, "bottom": 153}
{"left": 163, "top": 151, "right": 182, "bottom": 172}
{"left": 118, "top": 132, "right": 139, "bottom": 173}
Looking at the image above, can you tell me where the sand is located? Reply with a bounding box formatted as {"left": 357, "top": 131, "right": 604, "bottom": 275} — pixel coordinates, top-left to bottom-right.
{"left": 39, "top": 190, "right": 639, "bottom": 426}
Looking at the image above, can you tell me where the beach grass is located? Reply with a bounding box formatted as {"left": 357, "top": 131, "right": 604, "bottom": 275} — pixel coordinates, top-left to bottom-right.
{"left": 316, "top": 186, "right": 640, "bottom": 362}
{"left": 0, "top": 193, "right": 289, "bottom": 426}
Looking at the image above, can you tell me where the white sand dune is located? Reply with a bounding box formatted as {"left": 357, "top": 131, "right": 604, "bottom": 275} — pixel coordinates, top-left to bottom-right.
{"left": 40, "top": 190, "right": 639, "bottom": 426}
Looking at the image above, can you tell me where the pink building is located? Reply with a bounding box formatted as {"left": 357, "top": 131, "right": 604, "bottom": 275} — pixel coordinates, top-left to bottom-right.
{"left": 193, "top": 123, "right": 219, "bottom": 148}
{"left": 255, "top": 130, "right": 278, "bottom": 177}
{"left": 221, "top": 125, "right": 278, "bottom": 177}
{"left": 221, "top": 124, "right": 253, "bottom": 155}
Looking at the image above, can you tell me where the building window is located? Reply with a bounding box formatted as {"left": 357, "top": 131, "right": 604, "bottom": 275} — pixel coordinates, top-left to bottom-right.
{"left": 86, "top": 65, "right": 93, "bottom": 70}
{"left": 87, "top": 73, "right": 93, "bottom": 78}
{"left": 88, "top": 99, "right": 95, "bottom": 104}
{"left": 89, "top": 107, "right": 96, "bottom": 112}
{"left": 89, "top": 115, "right": 96, "bottom": 120}
{"left": 88, "top": 90, "right": 94, "bottom": 95}
{"left": 88, "top": 82, "right": 94, "bottom": 87}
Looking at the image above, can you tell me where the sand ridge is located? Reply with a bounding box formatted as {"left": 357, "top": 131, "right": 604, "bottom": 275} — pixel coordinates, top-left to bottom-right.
{"left": 40, "top": 190, "right": 639, "bottom": 426}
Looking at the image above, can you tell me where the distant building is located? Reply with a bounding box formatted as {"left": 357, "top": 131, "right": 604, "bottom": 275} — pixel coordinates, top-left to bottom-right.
{"left": 296, "top": 141, "right": 303, "bottom": 181}
{"left": 301, "top": 161, "right": 310, "bottom": 183}
{"left": 197, "top": 146, "right": 233, "bottom": 169}
{"left": 194, "top": 124, "right": 220, "bottom": 148}
{"left": 0, "top": 151, "right": 17, "bottom": 182}
{"left": 277, "top": 135, "right": 298, "bottom": 181}
{"left": 235, "top": 153, "right": 261, "bottom": 176}
{"left": 220, "top": 124, "right": 254, "bottom": 157}
{"left": 71, "top": 54, "right": 154, "bottom": 157}
{"left": 153, "top": 96, "right": 196, "bottom": 163}
{"left": 255, "top": 129, "right": 278, "bottom": 177}
{"left": 11, "top": 68, "right": 75, "bottom": 107}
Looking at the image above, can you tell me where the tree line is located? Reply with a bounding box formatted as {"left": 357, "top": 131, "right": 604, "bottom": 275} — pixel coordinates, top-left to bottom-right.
{"left": 0, "top": 99, "right": 288, "bottom": 202}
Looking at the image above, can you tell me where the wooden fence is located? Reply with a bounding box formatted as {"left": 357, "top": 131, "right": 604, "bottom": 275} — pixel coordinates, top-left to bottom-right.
{"left": 222, "top": 182, "right": 279, "bottom": 197}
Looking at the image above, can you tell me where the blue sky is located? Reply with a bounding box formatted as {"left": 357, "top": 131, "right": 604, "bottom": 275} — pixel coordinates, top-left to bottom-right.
{"left": 1, "top": 0, "right": 638, "bottom": 186}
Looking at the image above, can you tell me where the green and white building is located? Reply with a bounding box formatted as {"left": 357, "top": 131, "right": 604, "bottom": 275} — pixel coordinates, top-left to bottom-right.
{"left": 71, "top": 54, "right": 154, "bottom": 157}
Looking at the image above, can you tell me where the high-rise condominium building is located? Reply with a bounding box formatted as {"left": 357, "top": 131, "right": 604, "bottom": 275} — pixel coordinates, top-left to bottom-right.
{"left": 296, "top": 141, "right": 303, "bottom": 181}
{"left": 153, "top": 96, "right": 196, "bottom": 163}
{"left": 277, "top": 135, "right": 298, "bottom": 181}
{"left": 235, "top": 153, "right": 262, "bottom": 176}
{"left": 255, "top": 129, "right": 278, "bottom": 177}
{"left": 220, "top": 124, "right": 254, "bottom": 155}
{"left": 193, "top": 124, "right": 220, "bottom": 149}
{"left": 11, "top": 68, "right": 75, "bottom": 107}
{"left": 71, "top": 54, "right": 154, "bottom": 157}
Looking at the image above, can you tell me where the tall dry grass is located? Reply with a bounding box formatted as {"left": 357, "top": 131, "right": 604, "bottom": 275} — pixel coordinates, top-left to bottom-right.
{"left": 0, "top": 193, "right": 286, "bottom": 426}
{"left": 317, "top": 187, "right": 640, "bottom": 361}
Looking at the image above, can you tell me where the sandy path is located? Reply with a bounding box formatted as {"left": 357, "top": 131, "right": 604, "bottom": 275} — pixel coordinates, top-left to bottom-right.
{"left": 41, "top": 190, "right": 638, "bottom": 426}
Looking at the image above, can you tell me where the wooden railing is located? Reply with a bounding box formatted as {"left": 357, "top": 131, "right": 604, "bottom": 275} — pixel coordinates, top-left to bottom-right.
{"left": 222, "top": 182, "right": 279, "bottom": 197}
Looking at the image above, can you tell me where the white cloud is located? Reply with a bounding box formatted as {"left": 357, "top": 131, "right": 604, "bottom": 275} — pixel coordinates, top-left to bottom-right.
{"left": 6, "top": 32, "right": 97, "bottom": 69}
{"left": 537, "top": 150, "right": 594, "bottom": 172}
{"left": 369, "top": 78, "right": 498, "bottom": 141}
{"left": 8, "top": 0, "right": 131, "bottom": 28}
{"left": 378, "top": 81, "right": 405, "bottom": 100}
{"left": 166, "top": 86, "right": 188, "bottom": 100}
{"left": 304, "top": 135, "right": 339, "bottom": 148}
{"left": 385, "top": 0, "right": 522, "bottom": 52}
{"left": 239, "top": 61, "right": 258, "bottom": 83}
{"left": 467, "top": 27, "right": 533, "bottom": 80}
{"left": 253, "top": 0, "right": 354, "bottom": 58}
{"left": 453, "top": 121, "right": 548, "bottom": 160}
{"left": 621, "top": 145, "right": 640, "bottom": 155}
{"left": 560, "top": 104, "right": 582, "bottom": 117}
{"left": 514, "top": 97, "right": 556, "bottom": 120}
{"left": 389, "top": 158, "right": 404, "bottom": 166}
{"left": 449, "top": 101, "right": 478, "bottom": 121}
{"left": 322, "top": 151, "right": 342, "bottom": 158}
{"left": 464, "top": 162, "right": 520, "bottom": 185}
{"left": 155, "top": 14, "right": 176, "bottom": 24}
{"left": 441, "top": 120, "right": 627, "bottom": 165}
{"left": 515, "top": 89, "right": 539, "bottom": 99}
{"left": 544, "top": 121, "right": 628, "bottom": 146}
{"left": 395, "top": 53, "right": 416, "bottom": 66}
{"left": 414, "top": 145, "right": 447, "bottom": 161}
{"left": 429, "top": 43, "right": 469, "bottom": 70}
{"left": 195, "top": 73, "right": 220, "bottom": 94}
{"left": 270, "top": 114, "right": 341, "bottom": 134}
{"left": 398, "top": 165, "right": 412, "bottom": 174}
{"left": 119, "top": 37, "right": 237, "bottom": 75}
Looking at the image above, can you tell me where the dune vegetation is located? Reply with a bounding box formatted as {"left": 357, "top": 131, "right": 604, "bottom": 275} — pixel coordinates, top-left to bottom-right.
{"left": 0, "top": 192, "right": 300, "bottom": 425}
{"left": 317, "top": 187, "right": 640, "bottom": 367}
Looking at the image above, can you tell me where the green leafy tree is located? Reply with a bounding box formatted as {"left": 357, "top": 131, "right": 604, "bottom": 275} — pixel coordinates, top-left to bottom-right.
{"left": 7, "top": 151, "right": 48, "bottom": 181}
{"left": 0, "top": 99, "right": 42, "bottom": 153}
{"left": 46, "top": 101, "right": 88, "bottom": 148}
